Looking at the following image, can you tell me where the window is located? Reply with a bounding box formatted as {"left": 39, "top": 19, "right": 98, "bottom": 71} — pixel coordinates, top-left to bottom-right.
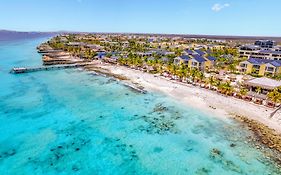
{"left": 192, "top": 62, "right": 197, "bottom": 66}
{"left": 266, "top": 67, "right": 274, "bottom": 72}
{"left": 253, "top": 65, "right": 260, "bottom": 69}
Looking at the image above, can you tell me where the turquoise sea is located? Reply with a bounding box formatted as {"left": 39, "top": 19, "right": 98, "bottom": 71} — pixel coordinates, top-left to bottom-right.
{"left": 0, "top": 37, "right": 280, "bottom": 175}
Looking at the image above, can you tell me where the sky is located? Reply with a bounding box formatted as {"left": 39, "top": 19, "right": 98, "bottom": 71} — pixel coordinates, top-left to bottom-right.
{"left": 0, "top": 0, "right": 280, "bottom": 36}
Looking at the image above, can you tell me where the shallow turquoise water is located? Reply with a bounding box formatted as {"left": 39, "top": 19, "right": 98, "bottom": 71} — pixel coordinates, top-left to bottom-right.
{"left": 0, "top": 38, "right": 280, "bottom": 175}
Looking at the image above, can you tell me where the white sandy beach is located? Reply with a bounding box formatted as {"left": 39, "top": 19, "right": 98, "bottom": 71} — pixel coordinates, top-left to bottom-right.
{"left": 93, "top": 62, "right": 281, "bottom": 133}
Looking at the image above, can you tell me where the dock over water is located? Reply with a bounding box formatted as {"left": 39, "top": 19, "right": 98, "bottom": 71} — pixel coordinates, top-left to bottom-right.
{"left": 10, "top": 63, "right": 92, "bottom": 74}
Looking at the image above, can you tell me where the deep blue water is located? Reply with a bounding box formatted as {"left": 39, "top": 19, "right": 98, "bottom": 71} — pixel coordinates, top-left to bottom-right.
{"left": 0, "top": 38, "right": 280, "bottom": 175}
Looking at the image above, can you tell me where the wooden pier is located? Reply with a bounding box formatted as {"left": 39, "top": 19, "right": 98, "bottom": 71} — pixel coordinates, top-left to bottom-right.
{"left": 10, "top": 63, "right": 92, "bottom": 74}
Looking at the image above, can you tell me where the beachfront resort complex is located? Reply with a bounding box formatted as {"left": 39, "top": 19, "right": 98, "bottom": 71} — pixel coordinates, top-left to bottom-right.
{"left": 38, "top": 34, "right": 281, "bottom": 108}
{"left": 2, "top": 0, "right": 281, "bottom": 174}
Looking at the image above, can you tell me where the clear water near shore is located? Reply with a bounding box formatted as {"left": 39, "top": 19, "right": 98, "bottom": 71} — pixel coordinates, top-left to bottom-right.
{"left": 0, "top": 38, "right": 280, "bottom": 175}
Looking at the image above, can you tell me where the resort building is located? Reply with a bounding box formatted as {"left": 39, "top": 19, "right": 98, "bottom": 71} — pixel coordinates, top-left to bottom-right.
{"left": 174, "top": 54, "right": 216, "bottom": 71}
{"left": 150, "top": 49, "right": 175, "bottom": 56}
{"left": 183, "top": 49, "right": 196, "bottom": 55}
{"left": 194, "top": 49, "right": 206, "bottom": 56}
{"left": 239, "top": 58, "right": 281, "bottom": 76}
{"left": 136, "top": 52, "right": 153, "bottom": 57}
{"left": 84, "top": 44, "right": 104, "bottom": 51}
{"left": 174, "top": 55, "right": 191, "bottom": 65}
{"left": 189, "top": 55, "right": 216, "bottom": 71}
{"left": 254, "top": 40, "right": 276, "bottom": 48}
{"left": 239, "top": 41, "right": 281, "bottom": 60}
{"left": 244, "top": 77, "right": 281, "bottom": 97}
{"left": 183, "top": 49, "right": 209, "bottom": 56}
{"left": 136, "top": 49, "right": 175, "bottom": 57}
{"left": 67, "top": 42, "right": 86, "bottom": 47}
{"left": 161, "top": 57, "right": 170, "bottom": 63}
{"left": 189, "top": 55, "right": 208, "bottom": 70}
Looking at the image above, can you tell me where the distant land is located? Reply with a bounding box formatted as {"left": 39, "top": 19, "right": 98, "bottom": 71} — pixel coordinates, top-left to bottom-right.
{"left": 0, "top": 30, "right": 58, "bottom": 41}
{"left": 1, "top": 30, "right": 281, "bottom": 43}
{"left": 93, "top": 32, "right": 281, "bottom": 43}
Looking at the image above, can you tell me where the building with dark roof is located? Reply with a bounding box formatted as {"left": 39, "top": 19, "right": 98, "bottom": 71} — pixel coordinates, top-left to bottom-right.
{"left": 239, "top": 41, "right": 281, "bottom": 60}
{"left": 189, "top": 55, "right": 215, "bottom": 71}
{"left": 206, "top": 56, "right": 216, "bottom": 61}
{"left": 239, "top": 57, "right": 281, "bottom": 76}
{"left": 255, "top": 40, "right": 276, "bottom": 48}
{"left": 174, "top": 55, "right": 191, "bottom": 65}
{"left": 194, "top": 50, "right": 206, "bottom": 56}
{"left": 192, "top": 55, "right": 206, "bottom": 63}
{"left": 184, "top": 49, "right": 195, "bottom": 55}
{"left": 174, "top": 54, "right": 217, "bottom": 71}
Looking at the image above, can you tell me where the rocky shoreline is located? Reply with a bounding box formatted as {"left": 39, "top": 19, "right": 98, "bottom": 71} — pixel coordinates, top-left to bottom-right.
{"left": 234, "top": 115, "right": 281, "bottom": 165}
{"left": 84, "top": 65, "right": 147, "bottom": 94}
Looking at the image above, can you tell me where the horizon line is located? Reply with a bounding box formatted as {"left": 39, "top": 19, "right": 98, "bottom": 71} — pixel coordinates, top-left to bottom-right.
{"left": 1, "top": 29, "right": 281, "bottom": 39}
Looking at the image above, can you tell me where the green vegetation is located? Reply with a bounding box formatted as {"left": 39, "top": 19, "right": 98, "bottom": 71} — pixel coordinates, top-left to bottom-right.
{"left": 210, "top": 47, "right": 246, "bottom": 73}
{"left": 267, "top": 87, "right": 281, "bottom": 104}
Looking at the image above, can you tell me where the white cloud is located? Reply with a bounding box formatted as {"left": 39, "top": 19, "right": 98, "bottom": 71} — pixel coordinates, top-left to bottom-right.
{"left": 212, "top": 3, "right": 230, "bottom": 12}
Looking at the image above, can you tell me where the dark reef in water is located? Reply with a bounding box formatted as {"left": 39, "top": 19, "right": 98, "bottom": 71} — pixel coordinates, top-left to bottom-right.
{"left": 153, "top": 147, "right": 163, "bottom": 153}
{"left": 0, "top": 149, "right": 17, "bottom": 160}
{"left": 25, "top": 121, "right": 94, "bottom": 172}
{"left": 137, "top": 103, "right": 182, "bottom": 135}
{"left": 22, "top": 118, "right": 141, "bottom": 173}
{"left": 209, "top": 148, "right": 242, "bottom": 173}
{"left": 102, "top": 137, "right": 139, "bottom": 162}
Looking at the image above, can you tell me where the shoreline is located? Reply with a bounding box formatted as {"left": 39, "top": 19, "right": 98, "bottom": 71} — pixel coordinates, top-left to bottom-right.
{"left": 90, "top": 62, "right": 281, "bottom": 131}
{"left": 85, "top": 62, "right": 281, "bottom": 158}
{"left": 35, "top": 47, "right": 281, "bottom": 158}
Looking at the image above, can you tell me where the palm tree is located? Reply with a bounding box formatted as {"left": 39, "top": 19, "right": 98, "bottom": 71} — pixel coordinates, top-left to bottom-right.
{"left": 268, "top": 87, "right": 281, "bottom": 118}
{"left": 171, "top": 64, "right": 177, "bottom": 76}
{"left": 267, "top": 88, "right": 281, "bottom": 104}
{"left": 176, "top": 64, "right": 187, "bottom": 81}
{"left": 239, "top": 88, "right": 248, "bottom": 97}
{"left": 209, "top": 76, "right": 218, "bottom": 87}
{"left": 218, "top": 82, "right": 233, "bottom": 95}
{"left": 228, "top": 63, "right": 236, "bottom": 73}
{"left": 202, "top": 77, "right": 213, "bottom": 89}
{"left": 174, "top": 48, "right": 183, "bottom": 56}
{"left": 166, "top": 64, "right": 177, "bottom": 77}
{"left": 189, "top": 69, "right": 198, "bottom": 82}
{"left": 155, "top": 63, "right": 164, "bottom": 74}
{"left": 255, "top": 87, "right": 262, "bottom": 95}
{"left": 195, "top": 71, "right": 204, "bottom": 83}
